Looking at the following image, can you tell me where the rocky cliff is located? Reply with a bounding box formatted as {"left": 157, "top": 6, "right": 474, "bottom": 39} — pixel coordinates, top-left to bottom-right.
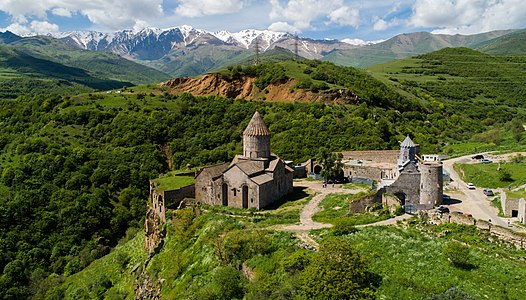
{"left": 161, "top": 73, "right": 361, "bottom": 104}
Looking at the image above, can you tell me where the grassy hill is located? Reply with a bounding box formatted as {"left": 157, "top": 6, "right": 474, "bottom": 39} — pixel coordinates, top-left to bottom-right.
{"left": 10, "top": 36, "right": 170, "bottom": 85}
{"left": 475, "top": 29, "right": 526, "bottom": 55}
{"left": 324, "top": 30, "right": 517, "bottom": 68}
{"left": 0, "top": 31, "right": 22, "bottom": 44}
{"left": 368, "top": 47, "right": 526, "bottom": 116}
{"left": 0, "top": 45, "right": 126, "bottom": 96}
{"left": 367, "top": 47, "right": 526, "bottom": 155}
{"left": 143, "top": 44, "right": 251, "bottom": 77}
{"left": 44, "top": 206, "right": 526, "bottom": 300}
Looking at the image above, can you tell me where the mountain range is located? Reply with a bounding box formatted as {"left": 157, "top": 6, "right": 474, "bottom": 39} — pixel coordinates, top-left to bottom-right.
{"left": 2, "top": 26, "right": 525, "bottom": 78}
{"left": 50, "top": 25, "right": 524, "bottom": 76}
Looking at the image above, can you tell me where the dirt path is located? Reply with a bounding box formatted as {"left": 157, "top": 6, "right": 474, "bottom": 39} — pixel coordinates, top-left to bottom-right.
{"left": 275, "top": 181, "right": 410, "bottom": 248}
{"left": 270, "top": 181, "right": 359, "bottom": 248}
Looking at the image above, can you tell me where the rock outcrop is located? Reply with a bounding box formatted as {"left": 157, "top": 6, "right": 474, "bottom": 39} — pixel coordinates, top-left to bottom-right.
{"left": 161, "top": 74, "right": 361, "bottom": 104}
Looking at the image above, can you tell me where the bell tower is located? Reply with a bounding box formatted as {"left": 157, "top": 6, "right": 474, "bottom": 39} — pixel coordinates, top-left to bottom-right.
{"left": 243, "top": 111, "right": 271, "bottom": 159}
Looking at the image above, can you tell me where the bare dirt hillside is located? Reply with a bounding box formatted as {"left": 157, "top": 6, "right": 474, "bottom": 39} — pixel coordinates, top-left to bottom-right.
{"left": 160, "top": 73, "right": 361, "bottom": 104}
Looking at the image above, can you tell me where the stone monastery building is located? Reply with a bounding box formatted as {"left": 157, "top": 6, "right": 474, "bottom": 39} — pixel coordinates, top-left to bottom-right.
{"left": 195, "top": 111, "right": 294, "bottom": 209}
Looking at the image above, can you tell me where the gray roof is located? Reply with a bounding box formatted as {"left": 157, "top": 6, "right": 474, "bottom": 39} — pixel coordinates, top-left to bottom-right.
{"left": 251, "top": 173, "right": 274, "bottom": 185}
{"left": 243, "top": 111, "right": 271, "bottom": 136}
{"left": 236, "top": 161, "right": 264, "bottom": 176}
{"left": 400, "top": 135, "right": 415, "bottom": 148}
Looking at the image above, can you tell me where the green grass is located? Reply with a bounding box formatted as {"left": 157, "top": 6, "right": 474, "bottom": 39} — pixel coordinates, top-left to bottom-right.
{"left": 57, "top": 232, "right": 148, "bottom": 299}
{"left": 346, "top": 224, "right": 526, "bottom": 300}
{"left": 51, "top": 207, "right": 526, "bottom": 300}
{"left": 491, "top": 197, "right": 505, "bottom": 217}
{"left": 151, "top": 175, "right": 195, "bottom": 192}
{"left": 505, "top": 189, "right": 526, "bottom": 199}
{"left": 313, "top": 191, "right": 389, "bottom": 225}
{"left": 455, "top": 162, "right": 526, "bottom": 188}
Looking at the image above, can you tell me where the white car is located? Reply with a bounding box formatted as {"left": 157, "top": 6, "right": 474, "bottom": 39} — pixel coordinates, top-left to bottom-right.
{"left": 466, "top": 183, "right": 475, "bottom": 189}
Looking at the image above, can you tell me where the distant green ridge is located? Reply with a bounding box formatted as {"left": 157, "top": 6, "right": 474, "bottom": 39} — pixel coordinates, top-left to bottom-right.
{"left": 475, "top": 29, "right": 526, "bottom": 55}
{"left": 10, "top": 35, "right": 170, "bottom": 85}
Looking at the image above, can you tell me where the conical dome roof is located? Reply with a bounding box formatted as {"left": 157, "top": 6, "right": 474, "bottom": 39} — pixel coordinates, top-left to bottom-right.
{"left": 243, "top": 111, "right": 271, "bottom": 136}
{"left": 401, "top": 135, "right": 415, "bottom": 148}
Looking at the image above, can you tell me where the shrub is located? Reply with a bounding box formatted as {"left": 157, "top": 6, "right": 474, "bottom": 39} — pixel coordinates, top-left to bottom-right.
{"left": 442, "top": 242, "right": 475, "bottom": 269}
{"left": 498, "top": 169, "right": 512, "bottom": 182}
{"left": 301, "top": 238, "right": 379, "bottom": 299}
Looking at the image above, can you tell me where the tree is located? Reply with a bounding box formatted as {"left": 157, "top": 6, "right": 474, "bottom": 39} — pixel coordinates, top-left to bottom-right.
{"left": 316, "top": 147, "right": 344, "bottom": 180}
{"left": 301, "top": 238, "right": 378, "bottom": 299}
{"left": 510, "top": 118, "right": 524, "bottom": 142}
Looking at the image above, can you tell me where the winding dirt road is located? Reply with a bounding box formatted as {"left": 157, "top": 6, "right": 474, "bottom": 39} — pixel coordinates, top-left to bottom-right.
{"left": 442, "top": 152, "right": 526, "bottom": 231}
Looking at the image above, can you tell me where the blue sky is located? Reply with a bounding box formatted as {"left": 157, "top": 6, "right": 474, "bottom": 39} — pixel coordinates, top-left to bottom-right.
{"left": 1, "top": 0, "right": 525, "bottom": 42}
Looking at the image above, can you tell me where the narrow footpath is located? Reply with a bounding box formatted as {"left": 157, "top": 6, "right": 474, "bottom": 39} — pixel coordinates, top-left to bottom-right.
{"left": 275, "top": 181, "right": 411, "bottom": 249}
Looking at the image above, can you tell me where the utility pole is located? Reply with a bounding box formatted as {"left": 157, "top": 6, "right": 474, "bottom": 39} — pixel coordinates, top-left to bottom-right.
{"left": 294, "top": 32, "right": 299, "bottom": 59}
{"left": 254, "top": 36, "right": 260, "bottom": 65}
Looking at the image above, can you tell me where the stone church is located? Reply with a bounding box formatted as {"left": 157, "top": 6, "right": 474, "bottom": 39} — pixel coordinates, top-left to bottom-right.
{"left": 385, "top": 135, "right": 443, "bottom": 212}
{"left": 195, "top": 111, "right": 294, "bottom": 209}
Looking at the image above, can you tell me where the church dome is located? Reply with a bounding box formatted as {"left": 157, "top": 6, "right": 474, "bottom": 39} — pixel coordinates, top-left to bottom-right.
{"left": 243, "top": 111, "right": 270, "bottom": 136}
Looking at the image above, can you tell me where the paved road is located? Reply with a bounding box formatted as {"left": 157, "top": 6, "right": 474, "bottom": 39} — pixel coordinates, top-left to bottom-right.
{"left": 442, "top": 152, "right": 526, "bottom": 231}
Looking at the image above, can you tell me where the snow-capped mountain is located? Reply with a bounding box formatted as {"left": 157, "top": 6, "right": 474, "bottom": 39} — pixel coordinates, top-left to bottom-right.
{"left": 56, "top": 25, "right": 358, "bottom": 61}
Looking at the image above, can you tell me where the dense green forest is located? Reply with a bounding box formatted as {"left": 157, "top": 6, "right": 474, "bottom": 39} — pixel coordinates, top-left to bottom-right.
{"left": 1, "top": 53, "right": 526, "bottom": 299}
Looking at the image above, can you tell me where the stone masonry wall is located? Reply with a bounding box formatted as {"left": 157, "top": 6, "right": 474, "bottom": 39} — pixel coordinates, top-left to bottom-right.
{"left": 349, "top": 190, "right": 383, "bottom": 214}
{"left": 343, "top": 165, "right": 396, "bottom": 181}
{"left": 501, "top": 190, "right": 520, "bottom": 217}
{"left": 164, "top": 184, "right": 195, "bottom": 209}
{"left": 386, "top": 171, "right": 421, "bottom": 208}
{"left": 340, "top": 150, "right": 399, "bottom": 164}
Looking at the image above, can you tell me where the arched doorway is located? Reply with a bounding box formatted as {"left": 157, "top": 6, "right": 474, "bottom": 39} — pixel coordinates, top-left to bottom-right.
{"left": 313, "top": 165, "right": 323, "bottom": 174}
{"left": 242, "top": 186, "right": 249, "bottom": 209}
{"left": 222, "top": 183, "right": 228, "bottom": 206}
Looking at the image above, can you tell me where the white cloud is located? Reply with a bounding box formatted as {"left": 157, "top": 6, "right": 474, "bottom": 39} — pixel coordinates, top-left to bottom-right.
{"left": 30, "top": 20, "right": 60, "bottom": 34}
{"left": 51, "top": 7, "right": 72, "bottom": 17}
{"left": 4, "top": 22, "right": 31, "bottom": 36}
{"left": 268, "top": 21, "right": 297, "bottom": 33}
{"left": 373, "top": 19, "right": 388, "bottom": 31}
{"left": 409, "top": 0, "right": 526, "bottom": 34}
{"left": 328, "top": 6, "right": 360, "bottom": 27}
{"left": 175, "top": 0, "right": 246, "bottom": 17}
{"left": 3, "top": 20, "right": 59, "bottom": 36}
{"left": 0, "top": 0, "right": 164, "bottom": 31}
{"left": 341, "top": 38, "right": 385, "bottom": 45}
{"left": 269, "top": 0, "right": 347, "bottom": 30}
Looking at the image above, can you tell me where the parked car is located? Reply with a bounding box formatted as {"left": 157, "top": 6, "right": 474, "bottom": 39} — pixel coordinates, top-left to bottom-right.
{"left": 480, "top": 159, "right": 493, "bottom": 164}
{"left": 437, "top": 206, "right": 450, "bottom": 213}
{"left": 483, "top": 188, "right": 494, "bottom": 196}
{"left": 442, "top": 194, "right": 452, "bottom": 200}
{"left": 472, "top": 154, "right": 484, "bottom": 160}
{"left": 463, "top": 213, "right": 473, "bottom": 217}
{"left": 466, "top": 183, "right": 476, "bottom": 189}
